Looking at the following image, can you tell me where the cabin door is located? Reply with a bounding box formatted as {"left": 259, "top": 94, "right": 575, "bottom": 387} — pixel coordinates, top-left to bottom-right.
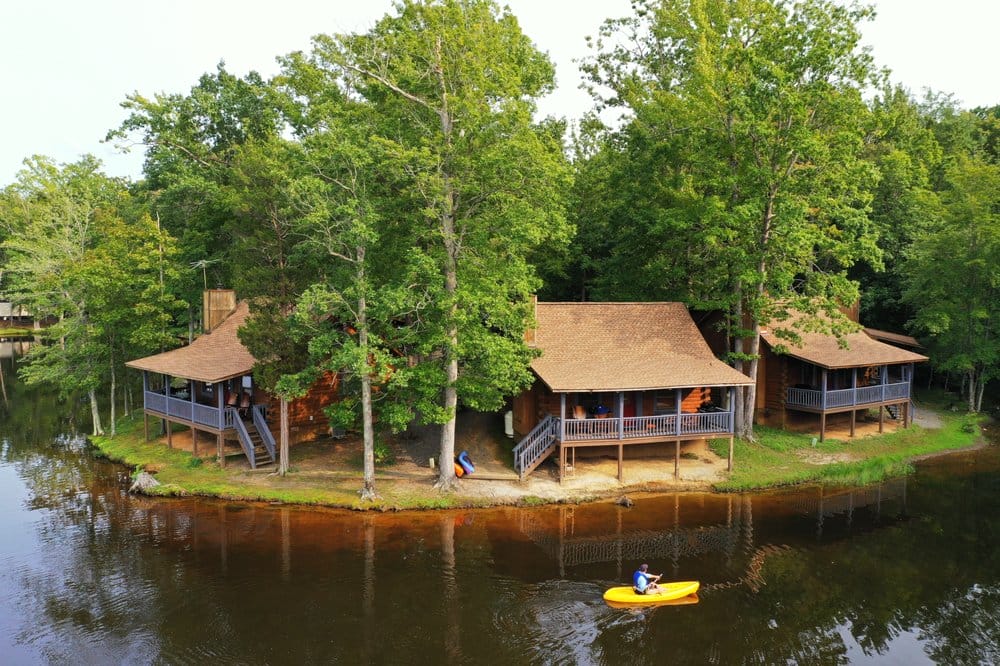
{"left": 622, "top": 393, "right": 637, "bottom": 418}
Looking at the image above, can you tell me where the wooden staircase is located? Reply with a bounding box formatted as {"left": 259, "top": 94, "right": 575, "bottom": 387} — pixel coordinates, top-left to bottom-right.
{"left": 513, "top": 415, "right": 560, "bottom": 481}
{"left": 244, "top": 421, "right": 275, "bottom": 467}
{"left": 229, "top": 406, "right": 277, "bottom": 469}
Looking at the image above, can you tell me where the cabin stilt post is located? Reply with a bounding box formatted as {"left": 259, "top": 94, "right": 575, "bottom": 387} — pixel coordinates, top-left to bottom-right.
{"left": 674, "top": 440, "right": 679, "bottom": 480}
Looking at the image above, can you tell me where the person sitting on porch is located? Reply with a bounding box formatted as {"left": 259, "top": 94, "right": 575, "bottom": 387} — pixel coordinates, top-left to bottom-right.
{"left": 632, "top": 563, "right": 662, "bottom": 595}
{"left": 227, "top": 390, "right": 240, "bottom": 408}
{"left": 573, "top": 404, "right": 587, "bottom": 420}
{"left": 594, "top": 404, "right": 610, "bottom": 418}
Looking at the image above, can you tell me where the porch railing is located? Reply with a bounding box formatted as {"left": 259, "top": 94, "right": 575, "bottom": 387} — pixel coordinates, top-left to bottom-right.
{"left": 143, "top": 390, "right": 231, "bottom": 429}
{"left": 230, "top": 407, "right": 257, "bottom": 469}
{"left": 786, "top": 381, "right": 911, "bottom": 410}
{"left": 561, "top": 411, "right": 732, "bottom": 442}
{"left": 252, "top": 404, "right": 277, "bottom": 462}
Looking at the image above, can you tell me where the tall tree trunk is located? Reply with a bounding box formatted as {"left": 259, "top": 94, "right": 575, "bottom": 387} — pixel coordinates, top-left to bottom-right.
{"left": 975, "top": 373, "right": 986, "bottom": 413}
{"left": 740, "top": 196, "right": 777, "bottom": 440}
{"left": 279, "top": 397, "right": 290, "bottom": 475}
{"left": 358, "top": 251, "right": 377, "bottom": 501}
{"left": 109, "top": 361, "right": 117, "bottom": 437}
{"left": 89, "top": 388, "right": 104, "bottom": 436}
{"left": 731, "top": 296, "right": 746, "bottom": 437}
{"left": 435, "top": 65, "right": 459, "bottom": 491}
{"left": 967, "top": 370, "right": 977, "bottom": 413}
{"left": 436, "top": 236, "right": 459, "bottom": 489}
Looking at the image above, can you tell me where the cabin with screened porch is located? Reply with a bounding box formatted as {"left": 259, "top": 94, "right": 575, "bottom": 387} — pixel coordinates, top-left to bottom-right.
{"left": 754, "top": 310, "right": 928, "bottom": 441}
{"left": 125, "top": 290, "right": 339, "bottom": 469}
{"left": 511, "top": 302, "right": 753, "bottom": 482}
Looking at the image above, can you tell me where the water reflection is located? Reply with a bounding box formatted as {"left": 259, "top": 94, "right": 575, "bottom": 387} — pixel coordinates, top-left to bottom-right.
{"left": 1, "top": 347, "right": 999, "bottom": 664}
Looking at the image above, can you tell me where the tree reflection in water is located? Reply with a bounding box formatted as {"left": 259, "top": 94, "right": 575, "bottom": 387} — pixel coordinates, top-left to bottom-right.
{"left": 1, "top": 351, "right": 999, "bottom": 663}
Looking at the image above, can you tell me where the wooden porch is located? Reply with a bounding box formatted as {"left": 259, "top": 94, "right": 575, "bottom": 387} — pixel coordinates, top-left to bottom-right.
{"left": 139, "top": 370, "right": 277, "bottom": 469}
{"left": 782, "top": 363, "right": 916, "bottom": 441}
{"left": 514, "top": 387, "right": 739, "bottom": 483}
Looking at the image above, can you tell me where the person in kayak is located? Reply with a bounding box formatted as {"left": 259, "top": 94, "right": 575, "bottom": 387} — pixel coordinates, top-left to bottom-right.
{"left": 632, "top": 563, "right": 662, "bottom": 595}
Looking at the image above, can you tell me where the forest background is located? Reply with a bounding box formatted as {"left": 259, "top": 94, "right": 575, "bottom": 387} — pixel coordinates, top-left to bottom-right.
{"left": 1, "top": 0, "right": 998, "bottom": 497}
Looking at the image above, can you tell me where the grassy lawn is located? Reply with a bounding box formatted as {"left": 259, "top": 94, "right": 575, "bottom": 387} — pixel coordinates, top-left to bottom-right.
{"left": 0, "top": 328, "right": 32, "bottom": 336}
{"left": 90, "top": 415, "right": 483, "bottom": 510}
{"left": 709, "top": 392, "right": 982, "bottom": 492}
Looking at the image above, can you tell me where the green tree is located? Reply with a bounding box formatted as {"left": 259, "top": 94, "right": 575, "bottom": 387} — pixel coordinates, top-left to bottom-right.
{"left": 1, "top": 156, "right": 183, "bottom": 434}
{"left": 903, "top": 156, "right": 1000, "bottom": 412}
{"left": 316, "top": 0, "right": 572, "bottom": 488}
{"left": 582, "top": 0, "right": 882, "bottom": 437}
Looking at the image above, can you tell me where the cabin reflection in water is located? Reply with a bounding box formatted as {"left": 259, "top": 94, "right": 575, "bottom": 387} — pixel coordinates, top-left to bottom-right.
{"left": 517, "top": 479, "right": 908, "bottom": 588}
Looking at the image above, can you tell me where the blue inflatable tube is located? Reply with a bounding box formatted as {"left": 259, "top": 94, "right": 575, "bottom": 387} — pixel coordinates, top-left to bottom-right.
{"left": 457, "top": 450, "right": 475, "bottom": 475}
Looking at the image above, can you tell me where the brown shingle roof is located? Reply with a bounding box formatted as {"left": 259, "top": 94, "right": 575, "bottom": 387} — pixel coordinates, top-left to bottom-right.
{"left": 125, "top": 302, "right": 256, "bottom": 383}
{"left": 761, "top": 311, "right": 927, "bottom": 370}
{"left": 864, "top": 327, "right": 923, "bottom": 349}
{"left": 530, "top": 302, "right": 753, "bottom": 392}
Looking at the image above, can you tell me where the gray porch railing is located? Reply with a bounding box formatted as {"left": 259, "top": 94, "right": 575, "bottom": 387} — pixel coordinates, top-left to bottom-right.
{"left": 143, "top": 390, "right": 233, "bottom": 430}
{"left": 786, "top": 381, "right": 910, "bottom": 410}
{"left": 513, "top": 415, "right": 559, "bottom": 478}
{"left": 563, "top": 412, "right": 732, "bottom": 442}
{"left": 230, "top": 408, "right": 257, "bottom": 469}
{"left": 252, "top": 404, "right": 277, "bottom": 462}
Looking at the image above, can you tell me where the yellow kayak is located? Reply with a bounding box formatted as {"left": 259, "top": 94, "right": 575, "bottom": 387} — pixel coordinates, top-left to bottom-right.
{"left": 603, "top": 580, "right": 700, "bottom": 605}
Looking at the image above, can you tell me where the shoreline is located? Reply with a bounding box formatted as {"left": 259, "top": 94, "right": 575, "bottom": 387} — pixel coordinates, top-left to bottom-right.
{"left": 89, "top": 400, "right": 989, "bottom": 512}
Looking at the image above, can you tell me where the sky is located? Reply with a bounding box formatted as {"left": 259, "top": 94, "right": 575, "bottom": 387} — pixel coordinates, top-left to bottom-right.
{"left": 2, "top": 0, "right": 999, "bottom": 185}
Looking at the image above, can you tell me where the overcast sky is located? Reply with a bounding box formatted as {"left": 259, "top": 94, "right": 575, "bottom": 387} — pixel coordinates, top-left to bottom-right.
{"left": 2, "top": 0, "right": 998, "bottom": 185}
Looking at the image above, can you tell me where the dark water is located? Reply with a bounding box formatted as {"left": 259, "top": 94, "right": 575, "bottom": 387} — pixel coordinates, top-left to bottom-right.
{"left": 2, "top": 353, "right": 999, "bottom": 665}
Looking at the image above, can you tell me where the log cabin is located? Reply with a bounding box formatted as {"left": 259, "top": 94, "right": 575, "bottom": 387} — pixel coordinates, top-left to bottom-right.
{"left": 126, "top": 290, "right": 339, "bottom": 468}
{"left": 511, "top": 302, "right": 753, "bottom": 482}
{"left": 755, "top": 310, "right": 928, "bottom": 440}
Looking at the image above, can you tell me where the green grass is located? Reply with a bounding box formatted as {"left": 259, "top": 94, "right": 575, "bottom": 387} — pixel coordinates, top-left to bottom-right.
{"left": 709, "top": 404, "right": 984, "bottom": 492}
{"left": 0, "top": 328, "right": 31, "bottom": 337}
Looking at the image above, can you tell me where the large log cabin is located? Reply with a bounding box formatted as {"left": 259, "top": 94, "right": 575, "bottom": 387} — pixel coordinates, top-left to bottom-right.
{"left": 511, "top": 302, "right": 753, "bottom": 482}
{"left": 126, "top": 290, "right": 339, "bottom": 468}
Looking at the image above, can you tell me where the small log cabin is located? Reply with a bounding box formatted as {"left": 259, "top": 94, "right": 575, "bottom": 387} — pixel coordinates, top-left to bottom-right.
{"left": 126, "top": 290, "right": 339, "bottom": 468}
{"left": 511, "top": 302, "right": 753, "bottom": 482}
{"left": 756, "top": 310, "right": 928, "bottom": 440}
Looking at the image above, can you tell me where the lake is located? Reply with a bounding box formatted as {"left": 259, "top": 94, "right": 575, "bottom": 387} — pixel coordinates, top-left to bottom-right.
{"left": 1, "top": 350, "right": 998, "bottom": 664}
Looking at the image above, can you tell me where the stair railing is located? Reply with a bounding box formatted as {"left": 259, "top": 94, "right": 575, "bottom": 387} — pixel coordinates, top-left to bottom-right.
{"left": 229, "top": 407, "right": 257, "bottom": 469}
{"left": 252, "top": 404, "right": 277, "bottom": 462}
{"left": 513, "top": 415, "right": 559, "bottom": 480}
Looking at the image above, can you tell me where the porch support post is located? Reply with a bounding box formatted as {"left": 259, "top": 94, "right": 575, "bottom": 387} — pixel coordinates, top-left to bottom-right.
{"left": 881, "top": 364, "right": 887, "bottom": 403}
{"left": 851, "top": 368, "right": 857, "bottom": 405}
{"left": 675, "top": 389, "right": 682, "bottom": 437}
{"left": 728, "top": 387, "right": 736, "bottom": 433}
{"left": 850, "top": 410, "right": 856, "bottom": 438}
{"left": 618, "top": 391, "right": 624, "bottom": 440}
{"left": 821, "top": 369, "right": 828, "bottom": 410}
{"left": 820, "top": 413, "right": 826, "bottom": 443}
{"left": 674, "top": 440, "right": 680, "bottom": 480}
{"left": 728, "top": 435, "right": 734, "bottom": 472}
{"left": 166, "top": 419, "right": 173, "bottom": 448}
{"left": 560, "top": 393, "right": 566, "bottom": 442}
{"left": 217, "top": 432, "right": 225, "bottom": 468}
{"left": 216, "top": 382, "right": 224, "bottom": 429}
{"left": 191, "top": 426, "right": 198, "bottom": 456}
{"left": 879, "top": 405, "right": 884, "bottom": 434}
{"left": 559, "top": 442, "right": 565, "bottom": 486}
{"left": 617, "top": 443, "right": 623, "bottom": 482}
